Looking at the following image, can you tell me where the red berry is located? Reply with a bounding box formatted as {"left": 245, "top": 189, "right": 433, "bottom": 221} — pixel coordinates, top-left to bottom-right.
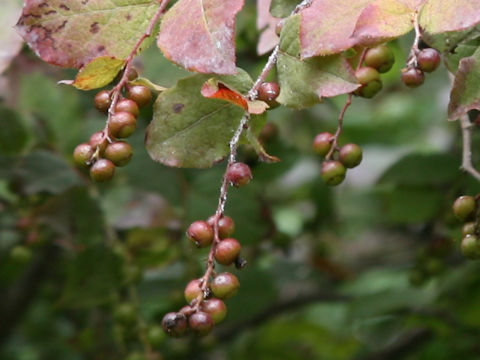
{"left": 461, "top": 235, "right": 480, "bottom": 259}
{"left": 257, "top": 82, "right": 280, "bottom": 107}
{"left": 94, "top": 90, "right": 111, "bottom": 113}
{"left": 109, "top": 111, "right": 137, "bottom": 138}
{"left": 313, "top": 132, "right": 334, "bottom": 157}
{"left": 115, "top": 98, "right": 139, "bottom": 117}
{"left": 162, "top": 312, "right": 188, "bottom": 337}
{"left": 104, "top": 141, "right": 133, "bottom": 167}
{"left": 187, "top": 220, "right": 214, "bottom": 247}
{"left": 321, "top": 161, "right": 346, "bottom": 186}
{"left": 417, "top": 48, "right": 441, "bottom": 73}
{"left": 200, "top": 298, "right": 227, "bottom": 324}
{"left": 226, "top": 162, "right": 252, "bottom": 187}
{"left": 338, "top": 143, "right": 363, "bottom": 168}
{"left": 210, "top": 272, "right": 239, "bottom": 299}
{"left": 207, "top": 215, "right": 235, "bottom": 239}
{"left": 127, "top": 85, "right": 152, "bottom": 107}
{"left": 90, "top": 158, "right": 115, "bottom": 182}
{"left": 188, "top": 311, "right": 214, "bottom": 336}
{"left": 401, "top": 67, "right": 424, "bottom": 88}
{"left": 89, "top": 131, "right": 107, "bottom": 152}
{"left": 364, "top": 45, "right": 395, "bottom": 73}
{"left": 184, "top": 279, "right": 203, "bottom": 303}
{"left": 214, "top": 238, "right": 241, "bottom": 266}
{"left": 73, "top": 143, "right": 94, "bottom": 167}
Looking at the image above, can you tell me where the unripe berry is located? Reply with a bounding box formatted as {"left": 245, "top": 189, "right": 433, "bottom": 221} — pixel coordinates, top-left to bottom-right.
{"left": 321, "top": 161, "right": 346, "bottom": 186}
{"left": 417, "top": 48, "right": 441, "bottom": 73}
{"left": 354, "top": 79, "right": 383, "bottom": 98}
{"left": 184, "top": 279, "right": 204, "bottom": 303}
{"left": 313, "top": 132, "right": 334, "bottom": 157}
{"left": 462, "top": 222, "right": 476, "bottom": 237}
{"left": 89, "top": 131, "right": 107, "bottom": 152}
{"left": 187, "top": 220, "right": 214, "bottom": 247}
{"left": 215, "top": 238, "right": 242, "bottom": 265}
{"left": 104, "top": 141, "right": 133, "bottom": 167}
{"left": 226, "top": 162, "right": 252, "bottom": 187}
{"left": 114, "top": 303, "right": 137, "bottom": 325}
{"left": 401, "top": 67, "right": 424, "bottom": 87}
{"left": 257, "top": 82, "right": 280, "bottom": 107}
{"left": 355, "top": 67, "right": 380, "bottom": 85}
{"left": 339, "top": 143, "right": 363, "bottom": 168}
{"left": 162, "top": 312, "right": 188, "bottom": 337}
{"left": 207, "top": 215, "right": 235, "bottom": 239}
{"left": 210, "top": 272, "right": 239, "bottom": 299}
{"left": 94, "top": 90, "right": 111, "bottom": 113}
{"left": 109, "top": 111, "right": 137, "bottom": 138}
{"left": 115, "top": 98, "right": 139, "bottom": 117}
{"left": 127, "top": 85, "right": 152, "bottom": 107}
{"left": 201, "top": 298, "right": 227, "bottom": 324}
{"left": 453, "top": 195, "right": 476, "bottom": 221}
{"left": 364, "top": 45, "right": 395, "bottom": 73}
{"left": 461, "top": 235, "right": 480, "bottom": 259}
{"left": 90, "top": 158, "right": 115, "bottom": 182}
{"left": 188, "top": 311, "right": 214, "bottom": 336}
{"left": 73, "top": 143, "right": 94, "bottom": 167}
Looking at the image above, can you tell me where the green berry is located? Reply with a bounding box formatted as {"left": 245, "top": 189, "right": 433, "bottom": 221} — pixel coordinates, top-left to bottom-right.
{"left": 453, "top": 195, "right": 476, "bottom": 221}
{"left": 354, "top": 79, "right": 383, "bottom": 98}
{"left": 417, "top": 48, "right": 441, "bottom": 73}
{"left": 364, "top": 45, "right": 395, "bottom": 73}
{"left": 313, "top": 132, "right": 334, "bottom": 157}
{"left": 109, "top": 112, "right": 137, "bottom": 138}
{"left": 127, "top": 85, "right": 152, "bottom": 107}
{"left": 339, "top": 143, "right": 363, "bottom": 168}
{"left": 355, "top": 67, "right": 380, "bottom": 85}
{"left": 210, "top": 272, "right": 239, "bottom": 299}
{"left": 214, "top": 238, "right": 241, "bottom": 266}
{"left": 104, "top": 141, "right": 133, "bottom": 167}
{"left": 462, "top": 222, "right": 476, "bottom": 237}
{"left": 201, "top": 298, "right": 227, "bottom": 324}
{"left": 94, "top": 90, "right": 111, "bottom": 113}
{"left": 147, "top": 325, "right": 166, "bottom": 347}
{"left": 162, "top": 312, "right": 188, "bottom": 337}
{"left": 401, "top": 67, "right": 424, "bottom": 88}
{"left": 461, "top": 235, "right": 480, "bottom": 259}
{"left": 321, "top": 161, "right": 346, "bottom": 186}
{"left": 73, "top": 143, "right": 94, "bottom": 167}
{"left": 187, "top": 220, "right": 214, "bottom": 248}
{"left": 90, "top": 159, "right": 115, "bottom": 182}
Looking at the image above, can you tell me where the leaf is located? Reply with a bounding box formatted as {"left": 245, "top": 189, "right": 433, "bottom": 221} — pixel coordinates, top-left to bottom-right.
{"left": 0, "top": 106, "right": 29, "bottom": 155}
{"left": 444, "top": 28, "right": 480, "bottom": 71}
{"left": 270, "top": 0, "right": 298, "bottom": 18}
{"left": 448, "top": 47, "right": 480, "bottom": 121}
{"left": 15, "top": 0, "right": 159, "bottom": 69}
{"left": 245, "top": 127, "right": 280, "bottom": 163}
{"left": 299, "top": 0, "right": 372, "bottom": 58}
{"left": 419, "top": 0, "right": 480, "bottom": 38}
{"left": 157, "top": 0, "right": 244, "bottom": 75}
{"left": 276, "top": 15, "right": 359, "bottom": 109}
{"left": 70, "top": 56, "right": 125, "bottom": 90}
{"left": 146, "top": 71, "right": 253, "bottom": 168}
{"left": 352, "top": 0, "right": 424, "bottom": 46}
{"left": 257, "top": 0, "right": 280, "bottom": 55}
{"left": 0, "top": 0, "right": 23, "bottom": 74}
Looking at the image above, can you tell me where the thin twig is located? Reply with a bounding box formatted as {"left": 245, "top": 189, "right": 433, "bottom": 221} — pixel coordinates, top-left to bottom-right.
{"left": 459, "top": 114, "right": 480, "bottom": 181}
{"left": 406, "top": 11, "right": 422, "bottom": 68}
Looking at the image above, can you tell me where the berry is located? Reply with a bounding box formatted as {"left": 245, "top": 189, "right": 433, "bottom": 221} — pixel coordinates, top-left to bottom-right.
{"left": 207, "top": 215, "right": 235, "bottom": 239}
{"left": 108, "top": 111, "right": 137, "bottom": 138}
{"left": 104, "top": 141, "right": 133, "bottom": 167}
{"left": 339, "top": 143, "right": 363, "bottom": 168}
{"left": 114, "top": 303, "right": 137, "bottom": 325}
{"left": 89, "top": 131, "right": 107, "bottom": 152}
{"left": 313, "top": 132, "right": 334, "bottom": 157}
{"left": 188, "top": 311, "right": 214, "bottom": 336}
{"left": 127, "top": 67, "right": 139, "bottom": 81}
{"left": 147, "top": 325, "right": 166, "bottom": 347}
{"left": 162, "top": 312, "right": 188, "bottom": 337}
{"left": 354, "top": 79, "right": 383, "bottom": 98}
{"left": 210, "top": 272, "right": 239, "bottom": 299}
{"left": 94, "top": 90, "right": 111, "bottom": 113}
{"left": 214, "top": 238, "right": 242, "bottom": 265}
{"left": 187, "top": 220, "right": 214, "bottom": 247}
{"left": 179, "top": 305, "right": 195, "bottom": 316}
{"left": 417, "top": 48, "right": 441, "bottom": 73}
{"left": 257, "top": 82, "right": 280, "bottom": 107}
{"left": 321, "top": 161, "right": 346, "bottom": 186}
{"left": 201, "top": 298, "right": 227, "bottom": 324}
{"left": 90, "top": 158, "right": 115, "bottom": 182}
{"left": 184, "top": 279, "right": 204, "bottom": 303}
{"left": 226, "top": 162, "right": 252, "bottom": 187}
{"left": 73, "top": 143, "right": 94, "bottom": 167}
{"left": 364, "top": 45, "right": 395, "bottom": 73}
{"left": 355, "top": 67, "right": 380, "bottom": 85}
{"left": 127, "top": 85, "right": 152, "bottom": 107}
{"left": 453, "top": 195, "right": 476, "bottom": 221}
{"left": 461, "top": 235, "right": 480, "bottom": 259}
{"left": 115, "top": 98, "right": 139, "bottom": 117}
{"left": 462, "top": 222, "right": 476, "bottom": 237}
{"left": 401, "top": 67, "right": 424, "bottom": 87}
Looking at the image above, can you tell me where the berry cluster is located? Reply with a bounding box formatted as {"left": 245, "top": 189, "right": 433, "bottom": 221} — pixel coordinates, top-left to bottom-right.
{"left": 313, "top": 132, "right": 363, "bottom": 186}
{"left": 72, "top": 68, "right": 152, "bottom": 182}
{"left": 401, "top": 48, "right": 441, "bottom": 88}
{"left": 453, "top": 195, "right": 480, "bottom": 259}
{"left": 354, "top": 44, "right": 395, "bottom": 98}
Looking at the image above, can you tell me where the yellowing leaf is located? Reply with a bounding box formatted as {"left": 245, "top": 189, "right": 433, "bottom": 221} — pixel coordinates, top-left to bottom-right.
{"left": 71, "top": 57, "right": 125, "bottom": 90}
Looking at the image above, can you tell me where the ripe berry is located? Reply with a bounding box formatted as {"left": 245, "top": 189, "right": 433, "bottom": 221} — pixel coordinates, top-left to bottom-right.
{"left": 207, "top": 215, "right": 235, "bottom": 239}
{"left": 73, "top": 143, "right": 94, "bottom": 167}
{"left": 94, "top": 90, "right": 111, "bottom": 113}
{"left": 313, "top": 132, "right": 334, "bottom": 157}
{"left": 355, "top": 67, "right": 380, "bottom": 85}
{"left": 417, "top": 48, "right": 441, "bottom": 73}
{"left": 90, "top": 158, "right": 115, "bottom": 182}
{"left": 104, "top": 141, "right": 133, "bottom": 167}
{"left": 179, "top": 305, "right": 195, "bottom": 316}
{"left": 147, "top": 325, "right": 166, "bottom": 347}
{"left": 89, "top": 131, "right": 107, "bottom": 152}
{"left": 162, "top": 312, "right": 188, "bottom": 337}
{"left": 214, "top": 238, "right": 242, "bottom": 265}
{"left": 354, "top": 79, "right": 383, "bottom": 98}
{"left": 210, "top": 272, "right": 239, "bottom": 299}
{"left": 321, "top": 161, "right": 346, "bottom": 186}
{"left": 401, "top": 67, "right": 424, "bottom": 87}
{"left": 257, "top": 82, "right": 280, "bottom": 107}
{"left": 115, "top": 98, "right": 139, "bottom": 117}
{"left": 364, "top": 45, "right": 395, "bottom": 73}
{"left": 184, "top": 279, "right": 204, "bottom": 303}
{"left": 188, "top": 311, "right": 214, "bottom": 336}
{"left": 453, "top": 195, "right": 476, "bottom": 221}
{"left": 114, "top": 303, "right": 137, "bottom": 325}
{"left": 108, "top": 111, "right": 137, "bottom": 138}
{"left": 462, "top": 222, "right": 476, "bottom": 237}
{"left": 127, "top": 85, "right": 152, "bottom": 107}
{"left": 339, "top": 143, "right": 363, "bottom": 168}
{"left": 226, "top": 162, "right": 252, "bottom": 187}
{"left": 187, "top": 220, "right": 214, "bottom": 247}
{"left": 461, "top": 235, "right": 480, "bottom": 259}
{"left": 127, "top": 67, "right": 139, "bottom": 81}
{"left": 201, "top": 298, "right": 227, "bottom": 324}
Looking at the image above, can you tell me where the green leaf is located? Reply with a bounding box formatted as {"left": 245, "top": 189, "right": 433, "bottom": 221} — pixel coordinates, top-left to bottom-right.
{"left": 443, "top": 27, "right": 480, "bottom": 71}
{"left": 16, "top": 0, "right": 159, "bottom": 69}
{"left": 70, "top": 56, "right": 125, "bottom": 90}
{"left": 448, "top": 47, "right": 480, "bottom": 120}
{"left": 0, "top": 105, "right": 29, "bottom": 155}
{"left": 276, "top": 15, "right": 359, "bottom": 109}
{"left": 269, "top": 0, "right": 297, "bottom": 18}
{"left": 146, "top": 71, "right": 257, "bottom": 168}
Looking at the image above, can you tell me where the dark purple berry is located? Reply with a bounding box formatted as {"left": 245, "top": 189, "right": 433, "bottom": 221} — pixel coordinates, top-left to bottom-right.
{"left": 188, "top": 311, "right": 214, "bottom": 336}
{"left": 401, "top": 67, "right": 424, "bottom": 87}
{"left": 162, "top": 312, "right": 188, "bottom": 337}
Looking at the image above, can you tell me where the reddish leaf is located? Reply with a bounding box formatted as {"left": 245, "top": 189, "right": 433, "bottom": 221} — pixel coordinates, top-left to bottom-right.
{"left": 257, "top": 0, "right": 280, "bottom": 55}
{"left": 299, "top": 0, "right": 372, "bottom": 59}
{"left": 15, "top": 0, "right": 159, "bottom": 69}
{"left": 157, "top": 0, "right": 244, "bottom": 75}
{"left": 419, "top": 0, "right": 480, "bottom": 36}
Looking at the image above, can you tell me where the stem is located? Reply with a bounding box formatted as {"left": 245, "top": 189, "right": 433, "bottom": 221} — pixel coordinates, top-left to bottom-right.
{"left": 460, "top": 114, "right": 480, "bottom": 181}
{"left": 406, "top": 11, "right": 422, "bottom": 68}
